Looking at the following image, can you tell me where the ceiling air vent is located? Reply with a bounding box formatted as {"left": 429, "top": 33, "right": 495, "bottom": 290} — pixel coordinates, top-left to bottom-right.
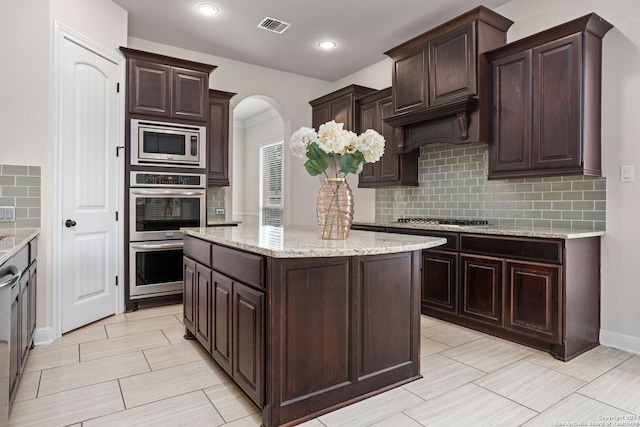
{"left": 257, "top": 17, "right": 291, "bottom": 34}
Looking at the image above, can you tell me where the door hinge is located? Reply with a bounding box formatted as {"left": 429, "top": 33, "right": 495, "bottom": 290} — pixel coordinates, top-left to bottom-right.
{"left": 116, "top": 211, "right": 119, "bottom": 221}
{"left": 116, "top": 276, "right": 119, "bottom": 286}
{"left": 117, "top": 82, "right": 120, "bottom": 93}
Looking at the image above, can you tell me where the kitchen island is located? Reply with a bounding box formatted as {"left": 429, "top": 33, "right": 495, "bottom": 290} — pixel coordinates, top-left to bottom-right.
{"left": 181, "top": 225, "right": 446, "bottom": 427}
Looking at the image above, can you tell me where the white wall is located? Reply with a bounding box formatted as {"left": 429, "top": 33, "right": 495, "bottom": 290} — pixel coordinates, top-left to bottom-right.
{"left": 233, "top": 113, "right": 284, "bottom": 227}
{"left": 0, "top": 0, "right": 127, "bottom": 340}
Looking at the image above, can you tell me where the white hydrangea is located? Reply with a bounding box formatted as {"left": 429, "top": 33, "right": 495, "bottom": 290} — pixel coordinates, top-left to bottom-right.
{"left": 356, "top": 129, "right": 386, "bottom": 163}
{"left": 316, "top": 121, "right": 350, "bottom": 154}
{"left": 289, "top": 126, "right": 317, "bottom": 158}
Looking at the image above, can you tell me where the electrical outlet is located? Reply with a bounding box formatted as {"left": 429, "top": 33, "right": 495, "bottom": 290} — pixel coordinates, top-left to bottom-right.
{"left": 215, "top": 208, "right": 225, "bottom": 215}
{"left": 0, "top": 206, "right": 15, "bottom": 222}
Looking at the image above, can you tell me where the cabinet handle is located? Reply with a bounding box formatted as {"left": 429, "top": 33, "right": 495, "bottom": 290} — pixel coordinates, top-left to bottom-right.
{"left": 65, "top": 219, "right": 77, "bottom": 228}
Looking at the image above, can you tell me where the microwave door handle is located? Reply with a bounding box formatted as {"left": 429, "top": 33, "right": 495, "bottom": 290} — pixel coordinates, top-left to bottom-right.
{"left": 130, "top": 242, "right": 185, "bottom": 250}
{"left": 130, "top": 190, "right": 206, "bottom": 197}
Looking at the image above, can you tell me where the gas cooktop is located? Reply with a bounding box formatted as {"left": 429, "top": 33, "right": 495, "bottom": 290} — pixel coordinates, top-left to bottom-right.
{"left": 397, "top": 218, "right": 489, "bottom": 226}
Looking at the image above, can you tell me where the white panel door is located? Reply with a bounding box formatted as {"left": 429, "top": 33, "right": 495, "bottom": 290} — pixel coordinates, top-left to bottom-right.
{"left": 60, "top": 37, "right": 119, "bottom": 333}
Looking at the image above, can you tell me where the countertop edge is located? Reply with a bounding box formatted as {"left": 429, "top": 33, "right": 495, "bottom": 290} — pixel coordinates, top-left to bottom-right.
{"left": 0, "top": 228, "right": 41, "bottom": 266}
{"left": 353, "top": 222, "right": 605, "bottom": 240}
{"left": 182, "top": 227, "right": 447, "bottom": 258}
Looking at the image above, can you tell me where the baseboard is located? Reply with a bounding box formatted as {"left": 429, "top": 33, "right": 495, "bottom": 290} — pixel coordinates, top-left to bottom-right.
{"left": 33, "top": 326, "right": 56, "bottom": 346}
{"left": 600, "top": 329, "right": 640, "bottom": 355}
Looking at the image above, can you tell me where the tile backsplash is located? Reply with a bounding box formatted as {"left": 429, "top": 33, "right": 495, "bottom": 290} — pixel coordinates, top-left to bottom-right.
{"left": 375, "top": 143, "right": 606, "bottom": 231}
{"left": 0, "top": 164, "right": 41, "bottom": 229}
{"left": 207, "top": 187, "right": 226, "bottom": 221}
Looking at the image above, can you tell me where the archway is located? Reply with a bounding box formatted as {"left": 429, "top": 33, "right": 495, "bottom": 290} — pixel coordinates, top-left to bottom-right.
{"left": 230, "top": 96, "right": 285, "bottom": 227}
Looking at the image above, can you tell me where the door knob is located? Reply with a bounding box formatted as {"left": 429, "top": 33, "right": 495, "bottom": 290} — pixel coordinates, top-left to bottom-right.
{"left": 65, "top": 219, "right": 77, "bottom": 228}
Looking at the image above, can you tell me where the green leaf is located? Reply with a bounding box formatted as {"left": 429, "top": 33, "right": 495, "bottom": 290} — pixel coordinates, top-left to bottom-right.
{"left": 338, "top": 152, "right": 365, "bottom": 175}
{"left": 304, "top": 142, "right": 329, "bottom": 175}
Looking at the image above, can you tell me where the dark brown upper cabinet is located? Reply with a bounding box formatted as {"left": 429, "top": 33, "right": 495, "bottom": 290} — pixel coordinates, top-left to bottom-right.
{"left": 384, "top": 7, "right": 513, "bottom": 153}
{"left": 120, "top": 47, "right": 217, "bottom": 122}
{"left": 310, "top": 85, "right": 376, "bottom": 132}
{"left": 357, "top": 88, "right": 418, "bottom": 187}
{"left": 486, "top": 14, "right": 613, "bottom": 180}
{"left": 208, "top": 89, "right": 236, "bottom": 187}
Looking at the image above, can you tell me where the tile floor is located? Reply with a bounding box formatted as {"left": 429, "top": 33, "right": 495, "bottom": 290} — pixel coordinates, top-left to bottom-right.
{"left": 10, "top": 304, "right": 640, "bottom": 426}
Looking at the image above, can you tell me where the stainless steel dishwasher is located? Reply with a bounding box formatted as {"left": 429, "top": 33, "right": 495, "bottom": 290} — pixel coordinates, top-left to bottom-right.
{"left": 0, "top": 263, "right": 22, "bottom": 424}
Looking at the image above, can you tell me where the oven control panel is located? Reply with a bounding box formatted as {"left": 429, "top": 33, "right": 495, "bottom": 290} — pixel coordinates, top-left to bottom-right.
{"left": 130, "top": 172, "right": 206, "bottom": 188}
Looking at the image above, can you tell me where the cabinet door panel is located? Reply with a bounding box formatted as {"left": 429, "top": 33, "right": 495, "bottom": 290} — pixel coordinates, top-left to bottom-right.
{"left": 378, "top": 98, "right": 400, "bottom": 181}
{"left": 460, "top": 255, "right": 503, "bottom": 325}
{"left": 128, "top": 60, "right": 171, "bottom": 117}
{"left": 20, "top": 275, "right": 29, "bottom": 364}
{"left": 532, "top": 34, "right": 582, "bottom": 170}
{"left": 233, "top": 282, "right": 264, "bottom": 406}
{"left": 393, "top": 49, "right": 427, "bottom": 114}
{"left": 429, "top": 22, "right": 477, "bottom": 104}
{"left": 195, "top": 264, "right": 213, "bottom": 352}
{"left": 331, "top": 94, "right": 352, "bottom": 129}
{"left": 29, "top": 261, "right": 37, "bottom": 341}
{"left": 312, "top": 101, "right": 332, "bottom": 130}
{"left": 10, "top": 292, "right": 19, "bottom": 397}
{"left": 358, "top": 101, "right": 377, "bottom": 183}
{"left": 489, "top": 50, "right": 532, "bottom": 174}
{"left": 506, "top": 262, "right": 561, "bottom": 343}
{"left": 171, "top": 67, "right": 208, "bottom": 121}
{"left": 422, "top": 250, "right": 458, "bottom": 314}
{"left": 182, "top": 257, "right": 196, "bottom": 334}
{"left": 212, "top": 271, "right": 232, "bottom": 374}
{"left": 207, "top": 92, "right": 231, "bottom": 186}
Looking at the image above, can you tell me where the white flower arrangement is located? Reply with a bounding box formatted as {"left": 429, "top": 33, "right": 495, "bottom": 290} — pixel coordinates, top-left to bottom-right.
{"left": 289, "top": 120, "right": 385, "bottom": 177}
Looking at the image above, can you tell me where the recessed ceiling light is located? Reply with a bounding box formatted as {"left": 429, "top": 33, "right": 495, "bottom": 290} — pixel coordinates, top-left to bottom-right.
{"left": 318, "top": 40, "right": 336, "bottom": 49}
{"left": 198, "top": 4, "right": 218, "bottom": 15}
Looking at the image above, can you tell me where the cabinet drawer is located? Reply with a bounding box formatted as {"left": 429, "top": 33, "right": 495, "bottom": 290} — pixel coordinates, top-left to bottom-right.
{"left": 184, "top": 236, "right": 212, "bottom": 266}
{"left": 212, "top": 245, "right": 264, "bottom": 289}
{"left": 460, "top": 234, "right": 562, "bottom": 264}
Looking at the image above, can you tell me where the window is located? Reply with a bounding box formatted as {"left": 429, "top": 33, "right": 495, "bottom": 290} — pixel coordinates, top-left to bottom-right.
{"left": 259, "top": 141, "right": 284, "bottom": 226}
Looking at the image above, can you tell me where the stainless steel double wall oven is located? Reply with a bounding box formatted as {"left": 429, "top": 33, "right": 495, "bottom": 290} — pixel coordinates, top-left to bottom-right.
{"left": 127, "top": 119, "right": 207, "bottom": 303}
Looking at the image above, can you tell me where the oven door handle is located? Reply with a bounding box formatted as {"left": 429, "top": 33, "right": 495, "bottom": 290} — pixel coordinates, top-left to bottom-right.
{"left": 130, "top": 241, "right": 185, "bottom": 250}
{"left": 0, "top": 265, "right": 21, "bottom": 289}
{"left": 130, "top": 189, "right": 206, "bottom": 197}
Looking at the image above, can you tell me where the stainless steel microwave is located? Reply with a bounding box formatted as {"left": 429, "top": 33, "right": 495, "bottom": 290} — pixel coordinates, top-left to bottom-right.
{"left": 131, "top": 119, "right": 206, "bottom": 168}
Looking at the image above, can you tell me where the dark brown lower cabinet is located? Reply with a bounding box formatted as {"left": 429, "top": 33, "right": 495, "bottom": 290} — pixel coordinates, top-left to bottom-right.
{"left": 232, "top": 282, "right": 264, "bottom": 407}
{"left": 422, "top": 250, "right": 458, "bottom": 315}
{"left": 505, "top": 261, "right": 560, "bottom": 343}
{"left": 195, "top": 264, "right": 213, "bottom": 352}
{"left": 183, "top": 235, "right": 421, "bottom": 427}
{"left": 211, "top": 271, "right": 232, "bottom": 374}
{"left": 182, "top": 257, "right": 196, "bottom": 334}
{"left": 384, "top": 227, "right": 599, "bottom": 361}
{"left": 460, "top": 255, "right": 503, "bottom": 326}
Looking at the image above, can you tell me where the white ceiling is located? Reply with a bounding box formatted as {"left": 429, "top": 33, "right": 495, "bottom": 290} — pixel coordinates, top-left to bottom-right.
{"left": 112, "top": 0, "right": 513, "bottom": 82}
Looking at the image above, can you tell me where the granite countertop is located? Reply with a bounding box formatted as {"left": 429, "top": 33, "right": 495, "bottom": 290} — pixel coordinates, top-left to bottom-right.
{"left": 0, "top": 228, "right": 41, "bottom": 265}
{"left": 353, "top": 221, "right": 605, "bottom": 239}
{"left": 182, "top": 225, "right": 447, "bottom": 258}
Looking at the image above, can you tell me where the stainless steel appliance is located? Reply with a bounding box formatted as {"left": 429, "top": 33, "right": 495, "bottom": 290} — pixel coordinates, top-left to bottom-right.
{"left": 129, "top": 171, "right": 206, "bottom": 299}
{"left": 130, "top": 119, "right": 206, "bottom": 168}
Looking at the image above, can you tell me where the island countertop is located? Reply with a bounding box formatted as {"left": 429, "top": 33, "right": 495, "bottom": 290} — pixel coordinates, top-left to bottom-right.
{"left": 181, "top": 225, "right": 446, "bottom": 258}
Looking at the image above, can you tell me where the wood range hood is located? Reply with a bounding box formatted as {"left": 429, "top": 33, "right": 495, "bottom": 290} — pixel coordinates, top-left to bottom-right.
{"left": 382, "top": 6, "right": 513, "bottom": 154}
